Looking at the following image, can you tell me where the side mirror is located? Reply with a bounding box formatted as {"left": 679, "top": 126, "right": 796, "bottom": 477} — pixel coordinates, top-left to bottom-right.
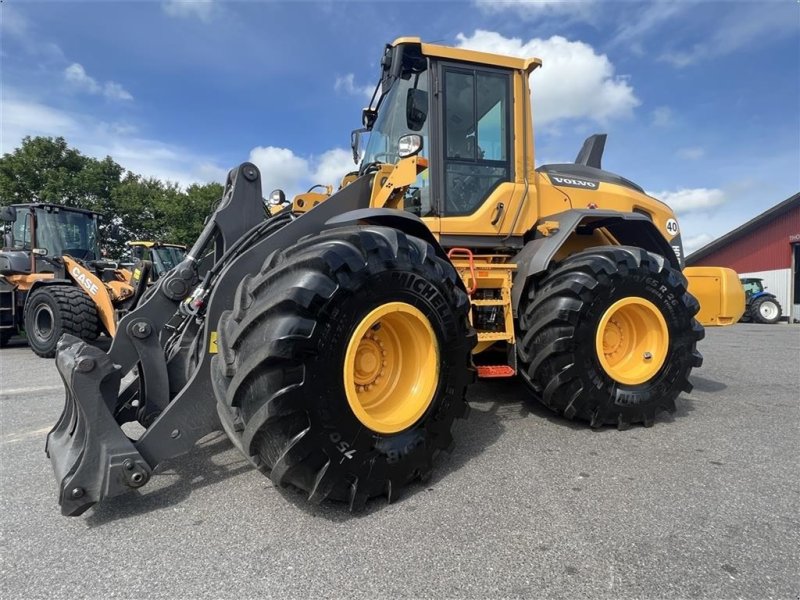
{"left": 0, "top": 206, "right": 16, "bottom": 222}
{"left": 398, "top": 134, "right": 423, "bottom": 158}
{"left": 268, "top": 189, "right": 287, "bottom": 206}
{"left": 351, "top": 127, "right": 369, "bottom": 165}
{"left": 350, "top": 130, "right": 361, "bottom": 165}
{"left": 406, "top": 88, "right": 428, "bottom": 131}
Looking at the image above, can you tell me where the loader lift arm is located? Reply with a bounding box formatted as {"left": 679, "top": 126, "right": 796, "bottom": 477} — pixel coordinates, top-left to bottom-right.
{"left": 46, "top": 162, "right": 294, "bottom": 515}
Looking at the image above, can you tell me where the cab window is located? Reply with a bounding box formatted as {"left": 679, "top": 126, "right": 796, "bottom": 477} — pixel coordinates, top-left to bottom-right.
{"left": 12, "top": 212, "right": 32, "bottom": 250}
{"left": 442, "top": 67, "right": 511, "bottom": 215}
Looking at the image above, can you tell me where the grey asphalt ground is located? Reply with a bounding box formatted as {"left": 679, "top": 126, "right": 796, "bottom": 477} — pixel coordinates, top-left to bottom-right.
{"left": 1, "top": 324, "right": 798, "bottom": 599}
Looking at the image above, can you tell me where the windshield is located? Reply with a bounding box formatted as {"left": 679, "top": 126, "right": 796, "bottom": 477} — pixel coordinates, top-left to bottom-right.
{"left": 361, "top": 64, "right": 429, "bottom": 167}
{"left": 35, "top": 208, "right": 99, "bottom": 260}
{"left": 742, "top": 279, "right": 764, "bottom": 295}
{"left": 153, "top": 246, "right": 185, "bottom": 273}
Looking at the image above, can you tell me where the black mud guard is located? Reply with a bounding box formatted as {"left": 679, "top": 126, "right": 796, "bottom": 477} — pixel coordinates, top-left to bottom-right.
{"left": 28, "top": 278, "right": 73, "bottom": 294}
{"left": 324, "top": 208, "right": 450, "bottom": 261}
{"left": 510, "top": 209, "right": 681, "bottom": 314}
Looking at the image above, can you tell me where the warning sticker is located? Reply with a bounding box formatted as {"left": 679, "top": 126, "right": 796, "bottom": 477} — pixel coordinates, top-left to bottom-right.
{"left": 209, "top": 331, "right": 218, "bottom": 354}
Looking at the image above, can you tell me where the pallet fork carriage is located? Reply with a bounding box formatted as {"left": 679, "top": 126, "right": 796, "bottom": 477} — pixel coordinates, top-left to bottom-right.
{"left": 46, "top": 38, "right": 743, "bottom": 516}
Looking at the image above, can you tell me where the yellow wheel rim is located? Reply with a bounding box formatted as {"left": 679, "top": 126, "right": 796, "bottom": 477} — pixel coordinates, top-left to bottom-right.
{"left": 595, "top": 297, "right": 669, "bottom": 386}
{"left": 344, "top": 302, "right": 439, "bottom": 434}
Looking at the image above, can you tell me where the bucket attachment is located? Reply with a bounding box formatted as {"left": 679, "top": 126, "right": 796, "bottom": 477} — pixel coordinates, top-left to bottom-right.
{"left": 44, "top": 162, "right": 377, "bottom": 516}
{"left": 47, "top": 336, "right": 151, "bottom": 516}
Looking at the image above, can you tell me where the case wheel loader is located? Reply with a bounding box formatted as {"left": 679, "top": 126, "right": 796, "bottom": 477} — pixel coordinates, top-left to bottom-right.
{"left": 45, "top": 38, "right": 743, "bottom": 516}
{"left": 0, "top": 204, "right": 148, "bottom": 356}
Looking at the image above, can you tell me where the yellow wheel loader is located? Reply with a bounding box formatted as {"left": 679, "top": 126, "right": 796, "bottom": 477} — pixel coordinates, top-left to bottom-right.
{"left": 122, "top": 241, "right": 186, "bottom": 281}
{"left": 45, "top": 38, "right": 744, "bottom": 516}
{"left": 0, "top": 204, "right": 146, "bottom": 356}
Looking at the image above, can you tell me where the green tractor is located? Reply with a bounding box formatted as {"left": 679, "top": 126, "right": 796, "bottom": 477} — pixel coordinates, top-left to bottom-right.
{"left": 740, "top": 278, "right": 782, "bottom": 324}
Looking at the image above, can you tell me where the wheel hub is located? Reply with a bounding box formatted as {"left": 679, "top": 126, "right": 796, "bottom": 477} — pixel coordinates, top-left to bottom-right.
{"left": 602, "top": 319, "right": 624, "bottom": 355}
{"left": 595, "top": 297, "right": 669, "bottom": 386}
{"left": 33, "top": 304, "right": 54, "bottom": 342}
{"left": 353, "top": 334, "right": 386, "bottom": 391}
{"left": 344, "top": 302, "right": 439, "bottom": 434}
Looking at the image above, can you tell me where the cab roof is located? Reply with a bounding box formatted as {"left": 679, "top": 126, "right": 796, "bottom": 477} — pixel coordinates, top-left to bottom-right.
{"left": 10, "top": 203, "right": 100, "bottom": 216}
{"left": 391, "top": 36, "right": 542, "bottom": 74}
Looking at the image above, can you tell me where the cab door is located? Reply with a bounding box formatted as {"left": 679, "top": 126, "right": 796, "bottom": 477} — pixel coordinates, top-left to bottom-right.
{"left": 431, "top": 62, "right": 532, "bottom": 246}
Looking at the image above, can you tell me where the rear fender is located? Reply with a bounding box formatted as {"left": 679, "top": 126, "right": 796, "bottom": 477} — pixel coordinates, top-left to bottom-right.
{"left": 750, "top": 291, "right": 776, "bottom": 302}
{"left": 511, "top": 209, "right": 681, "bottom": 313}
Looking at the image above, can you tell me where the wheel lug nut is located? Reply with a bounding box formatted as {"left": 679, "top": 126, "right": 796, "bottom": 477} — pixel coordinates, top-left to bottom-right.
{"left": 643, "top": 352, "right": 652, "bottom": 360}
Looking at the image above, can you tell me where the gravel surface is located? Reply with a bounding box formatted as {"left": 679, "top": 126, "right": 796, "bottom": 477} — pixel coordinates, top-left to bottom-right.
{"left": 1, "top": 324, "right": 798, "bottom": 599}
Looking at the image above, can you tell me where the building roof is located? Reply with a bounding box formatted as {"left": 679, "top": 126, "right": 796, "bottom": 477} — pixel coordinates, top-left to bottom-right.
{"left": 686, "top": 192, "right": 800, "bottom": 265}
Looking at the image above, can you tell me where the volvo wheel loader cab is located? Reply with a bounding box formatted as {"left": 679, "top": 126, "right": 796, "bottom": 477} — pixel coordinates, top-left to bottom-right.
{"left": 0, "top": 203, "right": 143, "bottom": 356}
{"left": 47, "top": 38, "right": 730, "bottom": 517}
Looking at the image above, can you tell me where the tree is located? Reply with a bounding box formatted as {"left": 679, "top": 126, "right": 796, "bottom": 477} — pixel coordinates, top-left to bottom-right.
{"left": 0, "top": 136, "right": 226, "bottom": 258}
{"left": 162, "top": 182, "right": 224, "bottom": 246}
{"left": 0, "top": 136, "right": 123, "bottom": 211}
{"left": 105, "top": 174, "right": 182, "bottom": 257}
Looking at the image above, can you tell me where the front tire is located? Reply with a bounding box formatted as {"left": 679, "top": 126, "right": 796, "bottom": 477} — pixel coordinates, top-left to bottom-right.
{"left": 517, "top": 247, "right": 704, "bottom": 428}
{"left": 750, "top": 296, "right": 782, "bottom": 324}
{"left": 23, "top": 285, "right": 101, "bottom": 358}
{"left": 211, "top": 226, "right": 474, "bottom": 509}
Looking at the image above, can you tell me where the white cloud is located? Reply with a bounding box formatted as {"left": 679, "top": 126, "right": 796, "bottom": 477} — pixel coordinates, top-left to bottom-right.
{"left": 474, "top": 0, "right": 596, "bottom": 22}
{"left": 334, "top": 74, "right": 374, "bottom": 99}
{"left": 0, "top": 3, "right": 30, "bottom": 37}
{"left": 103, "top": 82, "right": 134, "bottom": 102}
{"left": 455, "top": 31, "right": 639, "bottom": 126}
{"left": 659, "top": 4, "right": 798, "bottom": 67}
{"left": 2, "top": 88, "right": 352, "bottom": 195}
{"left": 248, "top": 146, "right": 355, "bottom": 198}
{"left": 162, "top": 0, "right": 216, "bottom": 22}
{"left": 248, "top": 146, "right": 313, "bottom": 197}
{"left": 65, "top": 63, "right": 100, "bottom": 93}
{"left": 683, "top": 232, "right": 715, "bottom": 254}
{"left": 312, "top": 148, "right": 357, "bottom": 186}
{"left": 1, "top": 93, "right": 220, "bottom": 188}
{"left": 648, "top": 188, "right": 726, "bottom": 214}
{"left": 676, "top": 147, "right": 705, "bottom": 160}
{"left": 608, "top": 2, "right": 686, "bottom": 48}
{"left": 651, "top": 106, "right": 672, "bottom": 128}
{"left": 64, "top": 63, "right": 133, "bottom": 101}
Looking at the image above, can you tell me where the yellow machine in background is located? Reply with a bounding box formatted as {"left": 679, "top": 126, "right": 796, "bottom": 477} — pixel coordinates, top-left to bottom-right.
{"left": 122, "top": 241, "right": 186, "bottom": 280}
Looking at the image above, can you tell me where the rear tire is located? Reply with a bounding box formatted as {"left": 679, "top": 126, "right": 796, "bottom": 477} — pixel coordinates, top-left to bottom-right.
{"left": 517, "top": 246, "right": 703, "bottom": 428}
{"left": 23, "top": 285, "right": 101, "bottom": 358}
{"left": 211, "top": 226, "right": 474, "bottom": 509}
{"left": 750, "top": 296, "right": 781, "bottom": 324}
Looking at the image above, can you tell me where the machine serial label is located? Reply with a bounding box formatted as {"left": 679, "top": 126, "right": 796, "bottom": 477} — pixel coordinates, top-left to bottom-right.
{"left": 549, "top": 175, "right": 599, "bottom": 190}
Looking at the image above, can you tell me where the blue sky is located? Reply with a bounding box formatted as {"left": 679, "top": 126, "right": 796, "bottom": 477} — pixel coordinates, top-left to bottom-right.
{"left": 2, "top": 0, "right": 798, "bottom": 253}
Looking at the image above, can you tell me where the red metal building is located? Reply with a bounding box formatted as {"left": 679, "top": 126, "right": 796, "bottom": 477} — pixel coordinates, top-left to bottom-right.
{"left": 686, "top": 193, "right": 800, "bottom": 321}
